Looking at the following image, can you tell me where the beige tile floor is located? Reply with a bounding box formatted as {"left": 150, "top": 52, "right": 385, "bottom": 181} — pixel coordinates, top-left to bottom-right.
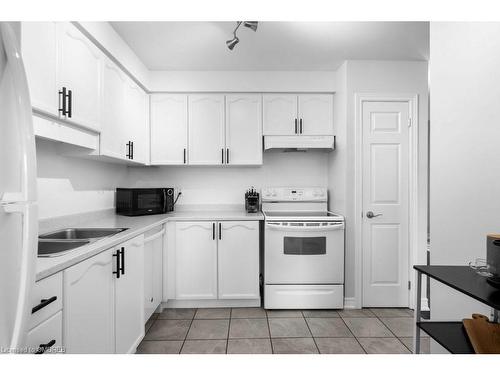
{"left": 137, "top": 307, "right": 430, "bottom": 354}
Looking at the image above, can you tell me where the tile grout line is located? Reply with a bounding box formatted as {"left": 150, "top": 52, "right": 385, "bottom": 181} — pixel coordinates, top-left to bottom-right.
{"left": 226, "top": 309, "right": 233, "bottom": 354}
{"left": 372, "top": 314, "right": 412, "bottom": 354}
{"left": 178, "top": 309, "right": 197, "bottom": 354}
{"left": 338, "top": 314, "right": 368, "bottom": 354}
{"left": 301, "top": 311, "right": 320, "bottom": 354}
{"left": 264, "top": 310, "right": 275, "bottom": 354}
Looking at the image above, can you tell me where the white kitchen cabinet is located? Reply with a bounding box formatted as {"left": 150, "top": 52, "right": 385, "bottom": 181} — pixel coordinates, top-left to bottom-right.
{"left": 225, "top": 94, "right": 263, "bottom": 165}
{"left": 144, "top": 226, "right": 165, "bottom": 322}
{"left": 100, "top": 57, "right": 127, "bottom": 160}
{"left": 263, "top": 94, "right": 334, "bottom": 136}
{"left": 263, "top": 94, "right": 297, "bottom": 135}
{"left": 114, "top": 236, "right": 145, "bottom": 354}
{"left": 21, "top": 22, "right": 58, "bottom": 116}
{"left": 218, "top": 221, "right": 260, "bottom": 299}
{"left": 63, "top": 248, "right": 115, "bottom": 354}
{"left": 298, "top": 94, "right": 334, "bottom": 135}
{"left": 150, "top": 94, "right": 188, "bottom": 165}
{"left": 64, "top": 235, "right": 145, "bottom": 354}
{"left": 124, "top": 77, "right": 149, "bottom": 164}
{"left": 175, "top": 221, "right": 218, "bottom": 299}
{"left": 26, "top": 311, "right": 63, "bottom": 355}
{"left": 57, "top": 22, "right": 102, "bottom": 130}
{"left": 188, "top": 94, "right": 225, "bottom": 165}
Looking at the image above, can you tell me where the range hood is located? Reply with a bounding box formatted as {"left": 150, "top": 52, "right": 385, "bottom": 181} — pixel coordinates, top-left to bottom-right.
{"left": 264, "top": 135, "right": 335, "bottom": 151}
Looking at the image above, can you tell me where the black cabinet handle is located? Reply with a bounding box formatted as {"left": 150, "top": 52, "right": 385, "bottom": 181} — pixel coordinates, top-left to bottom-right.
{"left": 299, "top": 118, "right": 303, "bottom": 134}
{"left": 183, "top": 148, "right": 187, "bottom": 164}
{"left": 58, "top": 87, "right": 66, "bottom": 116}
{"left": 219, "top": 222, "right": 222, "bottom": 240}
{"left": 294, "top": 118, "right": 298, "bottom": 134}
{"left": 31, "top": 296, "right": 57, "bottom": 314}
{"left": 131, "top": 142, "right": 134, "bottom": 160}
{"left": 113, "top": 249, "right": 121, "bottom": 279}
{"left": 120, "top": 247, "right": 125, "bottom": 275}
{"left": 212, "top": 223, "right": 215, "bottom": 240}
{"left": 221, "top": 148, "right": 224, "bottom": 164}
{"left": 35, "top": 339, "right": 56, "bottom": 354}
{"left": 126, "top": 141, "right": 131, "bottom": 159}
{"left": 226, "top": 148, "right": 229, "bottom": 164}
{"left": 67, "top": 89, "right": 72, "bottom": 118}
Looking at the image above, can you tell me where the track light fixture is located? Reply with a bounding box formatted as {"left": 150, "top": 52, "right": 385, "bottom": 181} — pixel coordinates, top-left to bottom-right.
{"left": 226, "top": 21, "right": 258, "bottom": 50}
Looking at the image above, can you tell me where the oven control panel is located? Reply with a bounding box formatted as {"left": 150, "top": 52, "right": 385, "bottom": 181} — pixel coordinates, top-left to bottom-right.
{"left": 262, "top": 187, "right": 327, "bottom": 202}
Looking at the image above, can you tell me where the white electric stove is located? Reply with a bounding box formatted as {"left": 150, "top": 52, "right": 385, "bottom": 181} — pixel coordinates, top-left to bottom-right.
{"left": 262, "top": 187, "right": 345, "bottom": 309}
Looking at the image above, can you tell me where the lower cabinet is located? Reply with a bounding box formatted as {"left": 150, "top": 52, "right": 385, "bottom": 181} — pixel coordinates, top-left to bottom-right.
{"left": 174, "top": 220, "right": 260, "bottom": 301}
{"left": 144, "top": 225, "right": 165, "bottom": 322}
{"left": 63, "top": 235, "right": 144, "bottom": 353}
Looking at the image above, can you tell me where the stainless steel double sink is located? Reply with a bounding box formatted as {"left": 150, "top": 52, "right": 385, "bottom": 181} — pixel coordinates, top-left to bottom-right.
{"left": 38, "top": 228, "right": 128, "bottom": 257}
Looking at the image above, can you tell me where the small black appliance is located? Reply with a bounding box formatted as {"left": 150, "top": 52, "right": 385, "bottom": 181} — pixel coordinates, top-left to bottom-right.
{"left": 116, "top": 188, "right": 175, "bottom": 216}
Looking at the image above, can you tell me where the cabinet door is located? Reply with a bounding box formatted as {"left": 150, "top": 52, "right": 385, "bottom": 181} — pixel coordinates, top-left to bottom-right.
{"left": 262, "top": 94, "right": 297, "bottom": 135}
{"left": 115, "top": 236, "right": 145, "bottom": 354}
{"left": 57, "top": 22, "right": 101, "bottom": 130}
{"left": 63, "top": 249, "right": 115, "bottom": 353}
{"left": 225, "top": 94, "right": 263, "bottom": 165}
{"left": 218, "top": 221, "right": 260, "bottom": 299}
{"left": 175, "top": 222, "right": 217, "bottom": 299}
{"left": 124, "top": 77, "right": 148, "bottom": 164}
{"left": 150, "top": 94, "right": 188, "bottom": 165}
{"left": 298, "top": 94, "right": 334, "bottom": 135}
{"left": 144, "top": 226, "right": 164, "bottom": 322}
{"left": 100, "top": 57, "right": 127, "bottom": 160}
{"left": 21, "top": 22, "right": 58, "bottom": 116}
{"left": 188, "top": 94, "right": 225, "bottom": 165}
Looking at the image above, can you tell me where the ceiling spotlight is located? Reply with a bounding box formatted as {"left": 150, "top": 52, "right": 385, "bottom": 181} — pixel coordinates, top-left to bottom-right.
{"left": 226, "top": 36, "right": 239, "bottom": 50}
{"left": 243, "top": 21, "right": 258, "bottom": 32}
{"left": 226, "top": 21, "right": 258, "bottom": 50}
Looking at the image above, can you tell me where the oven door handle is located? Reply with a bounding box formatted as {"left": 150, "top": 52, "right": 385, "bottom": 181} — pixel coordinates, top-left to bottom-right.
{"left": 265, "top": 222, "right": 345, "bottom": 231}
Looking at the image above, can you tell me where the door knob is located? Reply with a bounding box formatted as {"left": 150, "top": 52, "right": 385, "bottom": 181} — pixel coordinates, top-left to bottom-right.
{"left": 366, "top": 211, "right": 382, "bottom": 219}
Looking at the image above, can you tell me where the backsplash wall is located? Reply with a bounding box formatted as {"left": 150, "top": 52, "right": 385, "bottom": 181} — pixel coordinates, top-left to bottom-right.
{"left": 125, "top": 151, "right": 330, "bottom": 206}
{"left": 36, "top": 138, "right": 128, "bottom": 219}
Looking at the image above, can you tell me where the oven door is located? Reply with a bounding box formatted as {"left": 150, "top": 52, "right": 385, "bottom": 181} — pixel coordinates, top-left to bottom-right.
{"left": 265, "top": 221, "right": 345, "bottom": 284}
{"left": 134, "top": 188, "right": 166, "bottom": 215}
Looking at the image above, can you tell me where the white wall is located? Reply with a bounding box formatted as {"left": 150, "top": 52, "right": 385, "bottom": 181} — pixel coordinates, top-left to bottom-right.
{"left": 429, "top": 23, "right": 499, "bottom": 334}
{"left": 148, "top": 70, "right": 336, "bottom": 92}
{"left": 329, "top": 60, "right": 429, "bottom": 303}
{"left": 36, "top": 139, "right": 128, "bottom": 219}
{"left": 125, "top": 151, "right": 329, "bottom": 206}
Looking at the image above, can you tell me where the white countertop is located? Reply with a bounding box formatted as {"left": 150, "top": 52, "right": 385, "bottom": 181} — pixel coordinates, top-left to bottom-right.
{"left": 36, "top": 206, "right": 264, "bottom": 281}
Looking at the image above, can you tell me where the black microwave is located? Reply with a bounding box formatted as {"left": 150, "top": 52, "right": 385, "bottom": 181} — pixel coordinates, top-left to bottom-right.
{"left": 116, "top": 188, "right": 175, "bottom": 216}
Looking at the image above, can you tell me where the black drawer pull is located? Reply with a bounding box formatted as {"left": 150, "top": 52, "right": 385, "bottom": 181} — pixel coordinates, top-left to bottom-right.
{"left": 120, "top": 247, "right": 125, "bottom": 275}
{"left": 294, "top": 118, "right": 298, "bottom": 134}
{"left": 31, "top": 296, "right": 57, "bottom": 314}
{"left": 67, "top": 89, "right": 72, "bottom": 118}
{"left": 299, "top": 118, "right": 303, "bottom": 134}
{"left": 226, "top": 148, "right": 229, "bottom": 164}
{"left": 35, "top": 339, "right": 56, "bottom": 354}
{"left": 212, "top": 223, "right": 216, "bottom": 240}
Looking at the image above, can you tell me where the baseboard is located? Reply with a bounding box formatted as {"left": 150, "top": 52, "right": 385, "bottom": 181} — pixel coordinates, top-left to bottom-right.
{"left": 343, "top": 297, "right": 357, "bottom": 309}
{"left": 164, "top": 299, "right": 261, "bottom": 309}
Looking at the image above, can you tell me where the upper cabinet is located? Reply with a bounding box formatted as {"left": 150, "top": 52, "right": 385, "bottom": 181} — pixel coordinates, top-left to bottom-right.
{"left": 21, "top": 22, "right": 58, "bottom": 116}
{"left": 150, "top": 94, "right": 188, "bottom": 165}
{"left": 188, "top": 94, "right": 225, "bottom": 165}
{"left": 263, "top": 94, "right": 334, "bottom": 136}
{"left": 298, "top": 94, "right": 334, "bottom": 135}
{"left": 263, "top": 94, "right": 297, "bottom": 135}
{"left": 225, "top": 94, "right": 263, "bottom": 165}
{"left": 124, "top": 76, "right": 149, "bottom": 165}
{"left": 57, "top": 23, "right": 102, "bottom": 131}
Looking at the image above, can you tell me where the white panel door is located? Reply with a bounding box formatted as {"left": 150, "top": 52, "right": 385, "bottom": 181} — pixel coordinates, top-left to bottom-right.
{"left": 188, "top": 94, "right": 225, "bottom": 165}
{"left": 262, "top": 94, "right": 297, "bottom": 135}
{"left": 21, "top": 22, "right": 58, "bottom": 116}
{"left": 150, "top": 94, "right": 188, "bottom": 165}
{"left": 175, "top": 222, "right": 218, "bottom": 299}
{"left": 225, "top": 94, "right": 263, "bottom": 165}
{"left": 57, "top": 23, "right": 101, "bottom": 130}
{"left": 298, "top": 94, "right": 334, "bottom": 135}
{"left": 115, "top": 236, "right": 145, "bottom": 354}
{"left": 218, "top": 221, "right": 260, "bottom": 299}
{"left": 362, "top": 100, "right": 410, "bottom": 307}
{"left": 63, "top": 249, "right": 115, "bottom": 353}
{"left": 100, "top": 57, "right": 127, "bottom": 160}
{"left": 124, "top": 77, "right": 148, "bottom": 164}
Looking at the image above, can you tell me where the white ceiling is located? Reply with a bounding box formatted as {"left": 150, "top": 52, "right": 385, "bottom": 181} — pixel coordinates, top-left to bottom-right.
{"left": 110, "top": 22, "right": 429, "bottom": 71}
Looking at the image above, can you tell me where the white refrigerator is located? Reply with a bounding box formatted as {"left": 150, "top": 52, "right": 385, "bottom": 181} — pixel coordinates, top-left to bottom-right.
{"left": 0, "top": 22, "right": 38, "bottom": 352}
